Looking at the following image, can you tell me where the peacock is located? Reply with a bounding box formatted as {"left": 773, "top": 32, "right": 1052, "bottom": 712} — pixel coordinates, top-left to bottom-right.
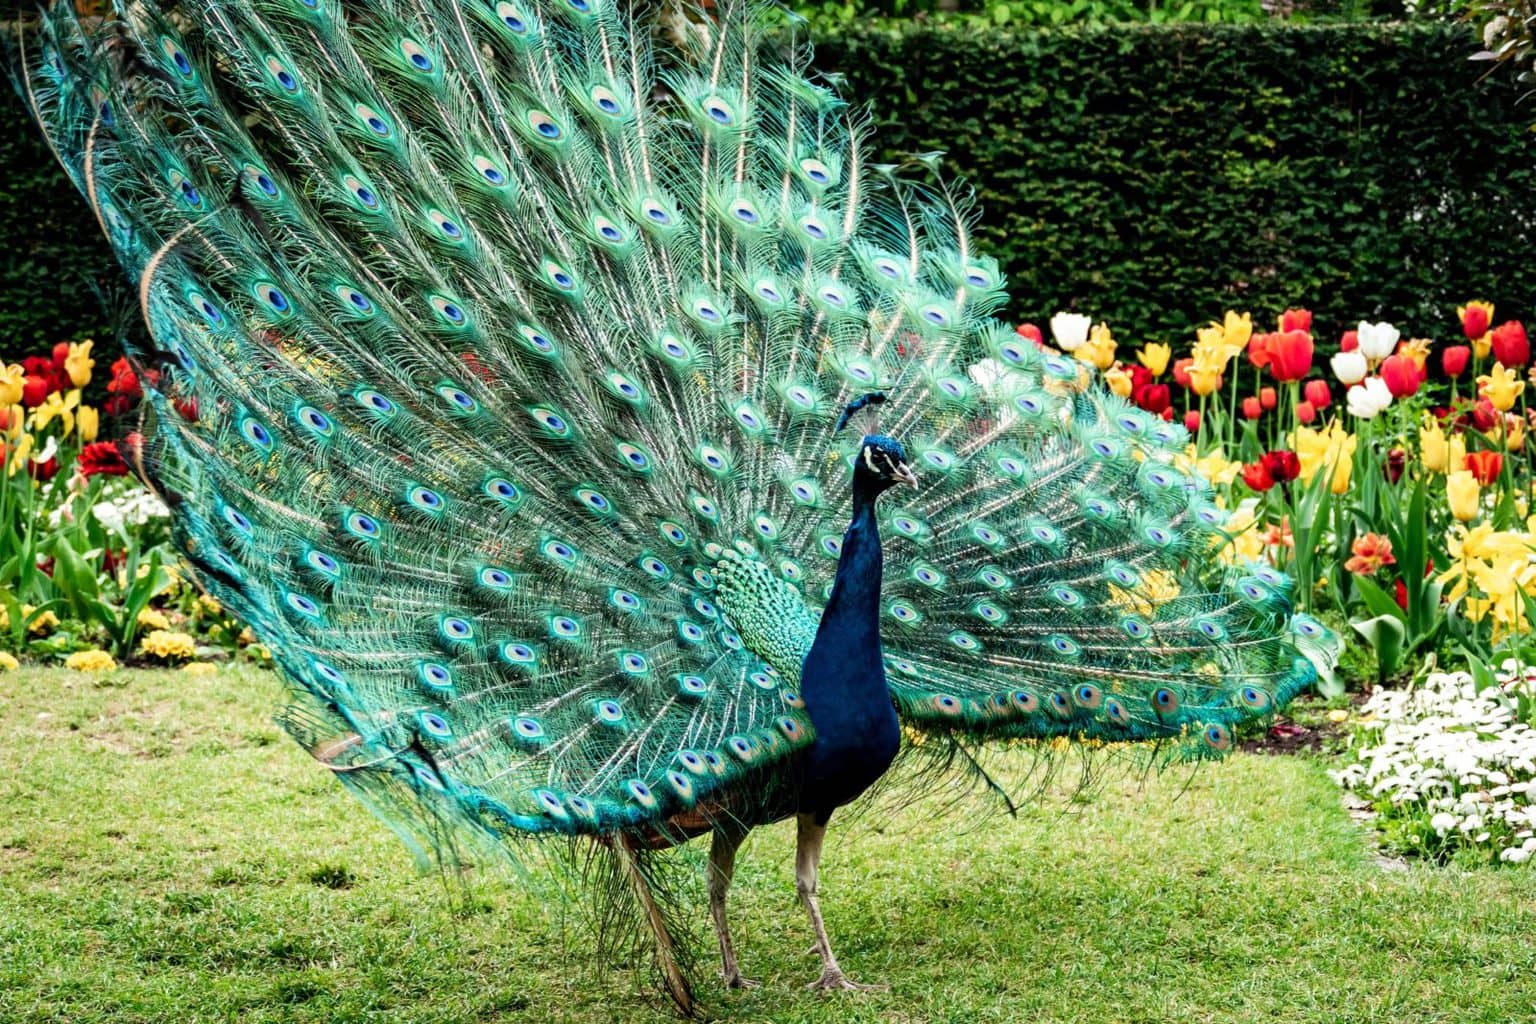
{"left": 19, "top": 0, "right": 1339, "bottom": 1011}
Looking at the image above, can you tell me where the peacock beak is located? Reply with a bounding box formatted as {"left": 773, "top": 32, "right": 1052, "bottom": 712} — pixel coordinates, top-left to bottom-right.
{"left": 894, "top": 462, "right": 918, "bottom": 488}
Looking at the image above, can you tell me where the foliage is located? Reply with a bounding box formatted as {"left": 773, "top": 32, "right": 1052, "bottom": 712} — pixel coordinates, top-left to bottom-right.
{"left": 811, "top": 22, "right": 1536, "bottom": 342}
{"left": 1334, "top": 662, "right": 1536, "bottom": 864}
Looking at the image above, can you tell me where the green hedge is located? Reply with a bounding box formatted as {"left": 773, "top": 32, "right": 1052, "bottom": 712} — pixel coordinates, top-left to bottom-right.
{"left": 811, "top": 21, "right": 1536, "bottom": 341}
{"left": 2, "top": 22, "right": 1533, "bottom": 352}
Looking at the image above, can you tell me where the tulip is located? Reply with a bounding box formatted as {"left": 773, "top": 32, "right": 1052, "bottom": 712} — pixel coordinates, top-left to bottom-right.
{"left": 21, "top": 375, "right": 47, "bottom": 408}
{"left": 1471, "top": 398, "right": 1499, "bottom": 432}
{"left": 1442, "top": 345, "right": 1471, "bottom": 377}
{"left": 1339, "top": 330, "right": 1359, "bottom": 353}
{"left": 1331, "top": 350, "right": 1368, "bottom": 385}
{"left": 1380, "top": 354, "right": 1421, "bottom": 398}
{"left": 1279, "top": 308, "right": 1312, "bottom": 333}
{"left": 1491, "top": 321, "right": 1529, "bottom": 367}
{"left": 76, "top": 404, "right": 98, "bottom": 443}
{"left": 1015, "top": 323, "right": 1044, "bottom": 345}
{"left": 1356, "top": 321, "right": 1400, "bottom": 362}
{"left": 1261, "top": 449, "right": 1301, "bottom": 483}
{"left": 1385, "top": 447, "right": 1407, "bottom": 484}
{"left": 1050, "top": 312, "right": 1092, "bottom": 351}
{"left": 50, "top": 341, "right": 70, "bottom": 370}
{"left": 1478, "top": 362, "right": 1525, "bottom": 412}
{"left": 1247, "top": 333, "right": 1273, "bottom": 369}
{"left": 1303, "top": 379, "right": 1331, "bottom": 409}
{"left": 1447, "top": 470, "right": 1481, "bottom": 521}
{"left": 1460, "top": 300, "right": 1494, "bottom": 342}
{"left": 1267, "top": 329, "right": 1314, "bottom": 381}
{"left": 1466, "top": 450, "right": 1503, "bottom": 485}
{"left": 1474, "top": 332, "right": 1493, "bottom": 361}
{"left": 1134, "top": 383, "right": 1170, "bottom": 416}
{"left": 1295, "top": 400, "right": 1316, "bottom": 424}
{"left": 1186, "top": 365, "right": 1223, "bottom": 396}
{"left": 0, "top": 365, "right": 22, "bottom": 408}
{"left": 1345, "top": 533, "right": 1397, "bottom": 574}
{"left": 1172, "top": 358, "right": 1193, "bottom": 390}
{"left": 1505, "top": 413, "right": 1526, "bottom": 452}
{"left": 1241, "top": 461, "right": 1274, "bottom": 491}
{"left": 1222, "top": 311, "right": 1254, "bottom": 354}
{"left": 64, "top": 340, "right": 94, "bottom": 389}
{"left": 1421, "top": 417, "right": 1452, "bottom": 473}
{"left": 1137, "top": 343, "right": 1171, "bottom": 377}
{"left": 1075, "top": 322, "right": 1117, "bottom": 370}
{"left": 1105, "top": 366, "right": 1133, "bottom": 398}
{"left": 1346, "top": 377, "right": 1393, "bottom": 419}
{"left": 1184, "top": 410, "right": 1201, "bottom": 433}
{"left": 1242, "top": 396, "right": 1263, "bottom": 419}
{"left": 1259, "top": 386, "right": 1277, "bottom": 411}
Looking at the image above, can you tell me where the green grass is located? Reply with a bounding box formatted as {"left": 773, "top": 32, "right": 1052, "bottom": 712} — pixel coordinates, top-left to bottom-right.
{"left": 2, "top": 666, "right": 1533, "bottom": 1024}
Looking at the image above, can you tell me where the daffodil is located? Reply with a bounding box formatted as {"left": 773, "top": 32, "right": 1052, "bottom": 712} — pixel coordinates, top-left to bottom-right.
{"left": 1479, "top": 362, "right": 1525, "bottom": 412}
{"left": 1137, "top": 343, "right": 1171, "bottom": 377}
{"left": 64, "top": 339, "right": 94, "bottom": 389}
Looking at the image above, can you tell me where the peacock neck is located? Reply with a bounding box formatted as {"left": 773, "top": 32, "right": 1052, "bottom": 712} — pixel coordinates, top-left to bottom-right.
{"left": 805, "top": 491, "right": 885, "bottom": 692}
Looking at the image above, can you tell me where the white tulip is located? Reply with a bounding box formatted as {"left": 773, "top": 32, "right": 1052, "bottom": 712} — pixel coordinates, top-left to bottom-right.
{"left": 1050, "top": 312, "right": 1092, "bottom": 352}
{"left": 1356, "top": 320, "right": 1400, "bottom": 361}
{"left": 1331, "top": 349, "right": 1368, "bottom": 385}
{"left": 1346, "top": 376, "right": 1392, "bottom": 419}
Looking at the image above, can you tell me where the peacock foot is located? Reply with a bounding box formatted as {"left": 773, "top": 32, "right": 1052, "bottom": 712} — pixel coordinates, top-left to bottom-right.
{"left": 806, "top": 968, "right": 886, "bottom": 993}
{"left": 722, "top": 969, "right": 761, "bottom": 990}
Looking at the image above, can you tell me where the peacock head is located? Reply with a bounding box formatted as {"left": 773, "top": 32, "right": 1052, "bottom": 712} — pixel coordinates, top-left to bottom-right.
{"left": 853, "top": 434, "right": 918, "bottom": 495}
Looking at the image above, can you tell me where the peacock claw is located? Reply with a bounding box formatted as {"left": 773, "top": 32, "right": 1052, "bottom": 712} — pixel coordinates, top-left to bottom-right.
{"left": 722, "top": 971, "right": 760, "bottom": 990}
{"left": 806, "top": 969, "right": 886, "bottom": 993}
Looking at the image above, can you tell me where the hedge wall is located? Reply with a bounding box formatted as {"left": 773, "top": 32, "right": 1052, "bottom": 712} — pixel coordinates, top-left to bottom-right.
{"left": 811, "top": 21, "right": 1536, "bottom": 341}
{"left": 2, "top": 21, "right": 1534, "bottom": 352}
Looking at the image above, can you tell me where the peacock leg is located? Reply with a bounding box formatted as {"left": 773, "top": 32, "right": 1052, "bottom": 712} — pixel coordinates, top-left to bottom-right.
{"left": 708, "top": 824, "right": 758, "bottom": 989}
{"left": 795, "top": 813, "right": 886, "bottom": 993}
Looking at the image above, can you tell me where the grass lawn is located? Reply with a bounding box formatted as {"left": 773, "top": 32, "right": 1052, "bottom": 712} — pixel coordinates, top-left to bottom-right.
{"left": 1, "top": 665, "right": 1533, "bottom": 1023}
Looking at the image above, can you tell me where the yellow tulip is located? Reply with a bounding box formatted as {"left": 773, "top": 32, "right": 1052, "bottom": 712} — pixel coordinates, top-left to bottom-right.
{"left": 1504, "top": 414, "right": 1526, "bottom": 452}
{"left": 1074, "top": 323, "right": 1117, "bottom": 371}
{"left": 1186, "top": 364, "right": 1222, "bottom": 396}
{"left": 6, "top": 432, "right": 33, "bottom": 476}
{"left": 77, "top": 404, "right": 98, "bottom": 443}
{"left": 1473, "top": 333, "right": 1493, "bottom": 361}
{"left": 1421, "top": 416, "right": 1449, "bottom": 473}
{"left": 27, "top": 389, "right": 79, "bottom": 438}
{"left": 1104, "top": 366, "right": 1133, "bottom": 398}
{"left": 2, "top": 404, "right": 20, "bottom": 441}
{"left": 1221, "top": 311, "right": 1253, "bottom": 359}
{"left": 0, "top": 365, "right": 22, "bottom": 408}
{"left": 1399, "top": 337, "right": 1431, "bottom": 374}
{"left": 1447, "top": 470, "right": 1481, "bottom": 522}
{"left": 1477, "top": 362, "right": 1525, "bottom": 412}
{"left": 1137, "top": 343, "right": 1171, "bottom": 377}
{"left": 65, "top": 339, "right": 94, "bottom": 389}
{"left": 1329, "top": 441, "right": 1356, "bottom": 494}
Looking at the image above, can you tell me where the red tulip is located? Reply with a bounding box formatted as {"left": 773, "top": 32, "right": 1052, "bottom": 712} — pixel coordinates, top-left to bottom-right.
{"left": 1339, "top": 330, "right": 1359, "bottom": 353}
{"left": 1491, "top": 321, "right": 1529, "bottom": 367}
{"left": 22, "top": 355, "right": 50, "bottom": 377}
{"left": 28, "top": 456, "right": 59, "bottom": 482}
{"left": 1280, "top": 308, "right": 1313, "bottom": 333}
{"left": 1380, "top": 354, "right": 1421, "bottom": 398}
{"left": 1267, "top": 330, "right": 1314, "bottom": 382}
{"left": 1462, "top": 304, "right": 1492, "bottom": 341}
{"left": 1241, "top": 461, "right": 1275, "bottom": 491}
{"left": 1242, "top": 396, "right": 1263, "bottom": 419}
{"left": 1303, "top": 378, "right": 1331, "bottom": 409}
{"left": 1133, "top": 383, "right": 1170, "bottom": 416}
{"left": 1261, "top": 449, "right": 1301, "bottom": 484}
{"left": 1442, "top": 345, "right": 1471, "bottom": 378}
{"left": 21, "top": 374, "right": 48, "bottom": 408}
{"left": 78, "top": 441, "right": 130, "bottom": 478}
{"left": 1385, "top": 447, "right": 1406, "bottom": 484}
{"left": 1184, "top": 410, "right": 1201, "bottom": 433}
{"left": 1394, "top": 578, "right": 1408, "bottom": 611}
{"left": 1248, "top": 334, "right": 1273, "bottom": 369}
{"left": 1015, "top": 323, "right": 1044, "bottom": 346}
{"left": 1160, "top": 407, "right": 1174, "bottom": 421}
{"left": 1260, "top": 386, "right": 1277, "bottom": 411}
{"left": 51, "top": 341, "right": 70, "bottom": 370}
{"left": 1466, "top": 450, "right": 1503, "bottom": 486}
{"left": 1295, "top": 400, "right": 1316, "bottom": 425}
{"left": 1472, "top": 398, "right": 1499, "bottom": 432}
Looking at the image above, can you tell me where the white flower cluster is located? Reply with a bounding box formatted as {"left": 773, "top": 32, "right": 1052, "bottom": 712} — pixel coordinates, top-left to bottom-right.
{"left": 91, "top": 485, "right": 169, "bottom": 534}
{"left": 1333, "top": 664, "right": 1536, "bottom": 863}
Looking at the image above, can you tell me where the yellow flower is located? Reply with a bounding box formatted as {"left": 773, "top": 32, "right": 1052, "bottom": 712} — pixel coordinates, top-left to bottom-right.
{"left": 6, "top": 433, "right": 33, "bottom": 477}
{"left": 1447, "top": 470, "right": 1481, "bottom": 522}
{"left": 1327, "top": 709, "right": 1350, "bottom": 724}
{"left": 27, "top": 389, "right": 80, "bottom": 438}
{"left": 65, "top": 649, "right": 117, "bottom": 672}
{"left": 1222, "top": 311, "right": 1254, "bottom": 357}
{"left": 0, "top": 652, "right": 17, "bottom": 672}
{"left": 1177, "top": 445, "right": 1241, "bottom": 487}
{"left": 1216, "top": 506, "right": 1265, "bottom": 564}
{"left": 0, "top": 365, "right": 22, "bottom": 408}
{"left": 1399, "top": 337, "right": 1431, "bottom": 375}
{"left": 14, "top": 606, "right": 60, "bottom": 636}
{"left": 65, "top": 339, "right": 94, "bottom": 389}
{"left": 1137, "top": 343, "right": 1171, "bottom": 377}
{"left": 1075, "top": 323, "right": 1117, "bottom": 371}
{"left": 1195, "top": 323, "right": 1226, "bottom": 356}
{"left": 1504, "top": 414, "right": 1526, "bottom": 453}
{"left": 181, "top": 662, "right": 217, "bottom": 676}
{"left": 246, "top": 642, "right": 272, "bottom": 663}
{"left": 139, "top": 629, "right": 197, "bottom": 662}
{"left": 136, "top": 607, "right": 170, "bottom": 631}
{"left": 1473, "top": 333, "right": 1492, "bottom": 360}
{"left": 1291, "top": 422, "right": 1355, "bottom": 493}
{"left": 1478, "top": 362, "right": 1525, "bottom": 412}
{"left": 197, "top": 595, "right": 222, "bottom": 617}
{"left": 1104, "top": 365, "right": 1133, "bottom": 398}
{"left": 1421, "top": 416, "right": 1449, "bottom": 473}
{"left": 3, "top": 404, "right": 20, "bottom": 441}
{"left": 77, "top": 405, "right": 98, "bottom": 444}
